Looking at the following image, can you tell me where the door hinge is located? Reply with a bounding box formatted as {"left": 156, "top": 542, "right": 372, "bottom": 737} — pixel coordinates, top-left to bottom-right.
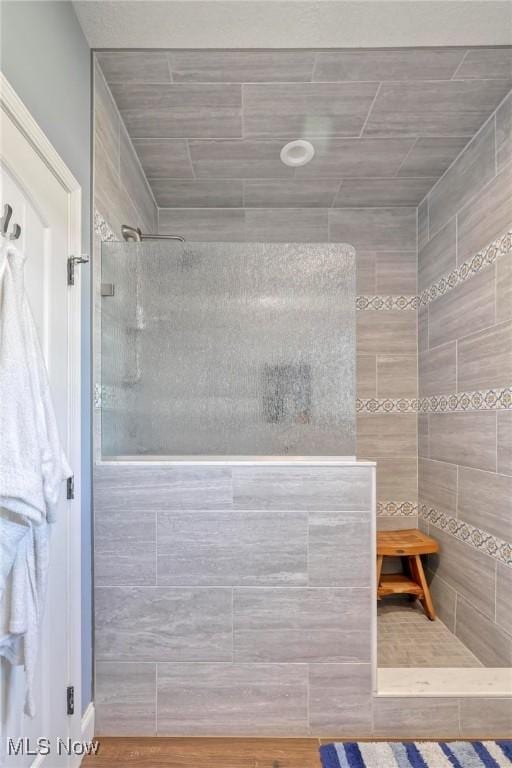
{"left": 66, "top": 475, "right": 74, "bottom": 500}
{"left": 67, "top": 685, "right": 75, "bottom": 716}
{"left": 67, "top": 255, "right": 89, "bottom": 286}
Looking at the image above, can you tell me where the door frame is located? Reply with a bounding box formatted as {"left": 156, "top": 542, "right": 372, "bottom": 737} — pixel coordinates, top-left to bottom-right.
{"left": 0, "top": 72, "right": 86, "bottom": 754}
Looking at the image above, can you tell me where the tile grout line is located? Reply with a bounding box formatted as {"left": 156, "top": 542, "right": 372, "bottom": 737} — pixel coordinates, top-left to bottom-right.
{"left": 450, "top": 49, "right": 470, "bottom": 80}
{"left": 494, "top": 559, "right": 499, "bottom": 622}
{"left": 310, "top": 51, "right": 319, "bottom": 83}
{"left": 455, "top": 462, "right": 459, "bottom": 521}
{"left": 115, "top": 80, "right": 121, "bottom": 177}
{"left": 96, "top": 67, "right": 510, "bottom": 88}
{"left": 415, "top": 211, "right": 420, "bottom": 516}
{"left": 358, "top": 82, "right": 382, "bottom": 138}
{"left": 231, "top": 587, "right": 235, "bottom": 663}
{"left": 166, "top": 52, "right": 174, "bottom": 84}
{"left": 155, "top": 662, "right": 158, "bottom": 735}
{"left": 493, "top": 258, "right": 498, "bottom": 325}
{"left": 495, "top": 410, "right": 499, "bottom": 475}
{"left": 331, "top": 179, "right": 344, "bottom": 209}
{"left": 394, "top": 136, "right": 419, "bottom": 177}
{"left": 494, "top": 113, "right": 499, "bottom": 177}
{"left": 185, "top": 139, "right": 196, "bottom": 181}
{"left": 241, "top": 83, "right": 246, "bottom": 140}
{"left": 454, "top": 337, "right": 458, "bottom": 395}
{"left": 426, "top": 194, "right": 430, "bottom": 244}
{"left": 454, "top": 212, "right": 458, "bottom": 265}
{"left": 306, "top": 663, "right": 310, "bottom": 734}
{"left": 96, "top": 659, "right": 372, "bottom": 665}
{"left": 159, "top": 205, "right": 417, "bottom": 213}
{"left": 102, "top": 132, "right": 478, "bottom": 140}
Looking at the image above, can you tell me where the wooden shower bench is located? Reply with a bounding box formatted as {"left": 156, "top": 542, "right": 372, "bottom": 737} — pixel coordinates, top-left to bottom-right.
{"left": 376, "top": 529, "right": 439, "bottom": 621}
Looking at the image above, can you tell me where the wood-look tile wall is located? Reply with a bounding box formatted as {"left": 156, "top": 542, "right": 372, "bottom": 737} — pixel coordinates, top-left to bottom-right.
{"left": 93, "top": 463, "right": 374, "bottom": 736}
{"left": 94, "top": 62, "right": 157, "bottom": 237}
{"left": 354, "top": 218, "right": 418, "bottom": 530}
{"left": 418, "top": 89, "right": 512, "bottom": 667}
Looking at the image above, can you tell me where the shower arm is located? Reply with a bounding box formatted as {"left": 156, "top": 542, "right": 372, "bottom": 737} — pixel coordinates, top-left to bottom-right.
{"left": 121, "top": 224, "right": 186, "bottom": 243}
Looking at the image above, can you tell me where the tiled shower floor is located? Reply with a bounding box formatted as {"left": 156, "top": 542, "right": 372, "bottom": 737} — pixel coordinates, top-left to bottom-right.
{"left": 378, "top": 599, "right": 483, "bottom": 668}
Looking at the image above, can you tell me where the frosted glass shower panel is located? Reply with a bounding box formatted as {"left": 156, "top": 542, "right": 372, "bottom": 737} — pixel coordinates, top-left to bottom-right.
{"left": 100, "top": 241, "right": 356, "bottom": 456}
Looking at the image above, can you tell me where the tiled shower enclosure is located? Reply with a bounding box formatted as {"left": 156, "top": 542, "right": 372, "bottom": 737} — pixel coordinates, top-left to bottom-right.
{"left": 93, "top": 46, "right": 512, "bottom": 737}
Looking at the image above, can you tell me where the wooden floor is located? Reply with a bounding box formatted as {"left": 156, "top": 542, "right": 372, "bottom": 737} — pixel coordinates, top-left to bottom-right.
{"left": 82, "top": 738, "right": 323, "bottom": 767}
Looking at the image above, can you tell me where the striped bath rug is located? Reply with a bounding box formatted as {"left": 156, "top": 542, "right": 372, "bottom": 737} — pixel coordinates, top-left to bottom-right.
{"left": 320, "top": 741, "right": 512, "bottom": 767}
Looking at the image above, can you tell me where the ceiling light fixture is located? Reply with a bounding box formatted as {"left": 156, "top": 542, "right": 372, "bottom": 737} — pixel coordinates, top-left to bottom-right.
{"left": 280, "top": 139, "right": 315, "bottom": 167}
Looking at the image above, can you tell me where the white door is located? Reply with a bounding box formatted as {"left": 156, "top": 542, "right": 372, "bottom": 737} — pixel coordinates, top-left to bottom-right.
{"left": 0, "top": 77, "right": 83, "bottom": 767}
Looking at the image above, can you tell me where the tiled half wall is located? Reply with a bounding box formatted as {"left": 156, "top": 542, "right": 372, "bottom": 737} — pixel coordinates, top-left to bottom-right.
{"left": 93, "top": 462, "right": 512, "bottom": 737}
{"left": 417, "top": 89, "right": 512, "bottom": 667}
{"left": 94, "top": 462, "right": 375, "bottom": 736}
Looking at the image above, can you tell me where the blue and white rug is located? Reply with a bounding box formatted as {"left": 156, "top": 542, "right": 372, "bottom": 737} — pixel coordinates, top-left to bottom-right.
{"left": 320, "top": 741, "right": 512, "bottom": 767}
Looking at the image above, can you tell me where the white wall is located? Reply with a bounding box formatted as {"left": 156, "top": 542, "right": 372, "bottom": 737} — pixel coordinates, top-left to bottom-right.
{"left": 0, "top": 0, "right": 93, "bottom": 713}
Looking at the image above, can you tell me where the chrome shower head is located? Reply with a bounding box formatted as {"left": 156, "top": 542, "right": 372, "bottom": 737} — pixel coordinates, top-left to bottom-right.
{"left": 122, "top": 224, "right": 143, "bottom": 242}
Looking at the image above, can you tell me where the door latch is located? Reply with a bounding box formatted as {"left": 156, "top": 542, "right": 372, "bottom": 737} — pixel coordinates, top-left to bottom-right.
{"left": 66, "top": 476, "right": 74, "bottom": 500}
{"left": 67, "top": 255, "right": 89, "bottom": 286}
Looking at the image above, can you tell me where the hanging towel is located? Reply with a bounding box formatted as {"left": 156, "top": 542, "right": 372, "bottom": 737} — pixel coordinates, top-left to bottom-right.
{"left": 0, "top": 514, "right": 28, "bottom": 599}
{"left": 0, "top": 243, "right": 71, "bottom": 523}
{"left": 0, "top": 521, "right": 49, "bottom": 719}
{"left": 0, "top": 242, "right": 71, "bottom": 717}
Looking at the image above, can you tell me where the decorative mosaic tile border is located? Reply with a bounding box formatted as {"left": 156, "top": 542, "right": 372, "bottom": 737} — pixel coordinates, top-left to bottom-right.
{"left": 419, "top": 228, "right": 512, "bottom": 307}
{"left": 356, "top": 229, "right": 511, "bottom": 312}
{"left": 94, "top": 209, "right": 117, "bottom": 241}
{"left": 357, "top": 398, "right": 418, "bottom": 414}
{"left": 419, "top": 387, "right": 512, "bottom": 413}
{"left": 358, "top": 388, "right": 512, "bottom": 415}
{"left": 420, "top": 504, "right": 512, "bottom": 568}
{"left": 356, "top": 295, "right": 418, "bottom": 310}
{"left": 377, "top": 501, "right": 418, "bottom": 517}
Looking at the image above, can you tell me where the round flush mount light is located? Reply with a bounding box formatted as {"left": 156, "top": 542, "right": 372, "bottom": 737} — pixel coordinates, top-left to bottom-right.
{"left": 280, "top": 139, "right": 315, "bottom": 167}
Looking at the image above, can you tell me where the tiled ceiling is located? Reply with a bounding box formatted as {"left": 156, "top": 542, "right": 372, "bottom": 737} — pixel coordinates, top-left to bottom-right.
{"left": 96, "top": 48, "right": 512, "bottom": 209}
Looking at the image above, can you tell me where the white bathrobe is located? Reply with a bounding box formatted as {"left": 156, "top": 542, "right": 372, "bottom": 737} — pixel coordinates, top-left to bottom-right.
{"left": 0, "top": 242, "right": 71, "bottom": 717}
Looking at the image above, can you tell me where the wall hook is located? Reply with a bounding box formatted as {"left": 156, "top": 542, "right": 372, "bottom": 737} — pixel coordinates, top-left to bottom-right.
{"left": 9, "top": 223, "right": 21, "bottom": 240}
{"left": 1, "top": 204, "right": 13, "bottom": 236}
{"left": 0, "top": 205, "right": 22, "bottom": 240}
